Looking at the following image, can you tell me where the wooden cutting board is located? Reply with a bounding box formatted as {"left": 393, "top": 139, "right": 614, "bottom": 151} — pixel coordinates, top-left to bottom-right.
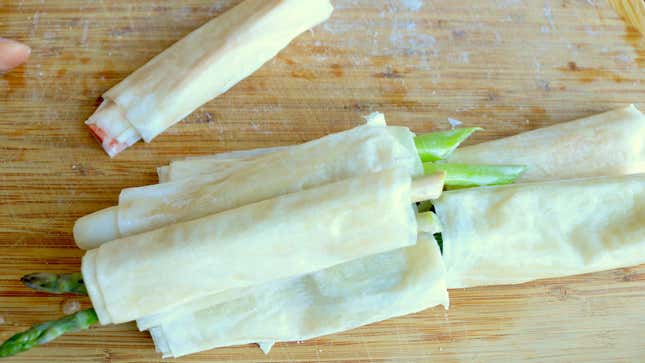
{"left": 1, "top": 0, "right": 644, "bottom": 362}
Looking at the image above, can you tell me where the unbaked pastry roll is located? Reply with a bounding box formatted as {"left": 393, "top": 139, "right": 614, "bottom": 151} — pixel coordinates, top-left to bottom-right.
{"left": 435, "top": 173, "right": 645, "bottom": 288}
{"left": 86, "top": 0, "right": 334, "bottom": 157}
{"left": 448, "top": 105, "right": 645, "bottom": 182}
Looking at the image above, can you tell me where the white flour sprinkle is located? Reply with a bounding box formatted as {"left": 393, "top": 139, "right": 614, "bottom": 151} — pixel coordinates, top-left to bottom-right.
{"left": 81, "top": 20, "right": 89, "bottom": 47}
{"left": 448, "top": 118, "right": 463, "bottom": 129}
{"left": 401, "top": 0, "right": 423, "bottom": 12}
{"left": 544, "top": 0, "right": 556, "bottom": 31}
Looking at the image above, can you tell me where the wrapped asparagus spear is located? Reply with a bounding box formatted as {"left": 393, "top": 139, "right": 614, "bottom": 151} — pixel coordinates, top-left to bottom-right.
{"left": 82, "top": 169, "right": 446, "bottom": 325}
{"left": 447, "top": 105, "right": 645, "bottom": 182}
{"left": 434, "top": 173, "right": 645, "bottom": 289}
{"left": 157, "top": 127, "right": 482, "bottom": 183}
{"left": 86, "top": 0, "right": 334, "bottom": 157}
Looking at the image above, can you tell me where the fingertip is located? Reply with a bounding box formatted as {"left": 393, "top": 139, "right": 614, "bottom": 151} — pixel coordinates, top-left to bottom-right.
{"left": 0, "top": 38, "right": 31, "bottom": 72}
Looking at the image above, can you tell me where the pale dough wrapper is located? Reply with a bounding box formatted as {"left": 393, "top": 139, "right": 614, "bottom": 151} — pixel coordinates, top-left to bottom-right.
{"left": 448, "top": 105, "right": 645, "bottom": 182}
{"left": 155, "top": 112, "right": 392, "bottom": 183}
{"left": 85, "top": 0, "right": 334, "bottom": 157}
{"left": 147, "top": 232, "right": 448, "bottom": 358}
{"left": 74, "top": 118, "right": 422, "bottom": 249}
{"left": 82, "top": 168, "right": 434, "bottom": 325}
{"left": 435, "top": 173, "right": 645, "bottom": 289}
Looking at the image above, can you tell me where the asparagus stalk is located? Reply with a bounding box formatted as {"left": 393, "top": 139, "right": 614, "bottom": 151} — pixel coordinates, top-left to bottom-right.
{"left": 0, "top": 309, "right": 98, "bottom": 358}
{"left": 414, "top": 128, "right": 482, "bottom": 162}
{"left": 21, "top": 273, "right": 87, "bottom": 295}
{"left": 423, "top": 163, "right": 527, "bottom": 189}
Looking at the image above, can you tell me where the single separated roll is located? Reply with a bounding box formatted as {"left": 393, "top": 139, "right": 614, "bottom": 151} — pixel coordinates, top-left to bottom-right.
{"left": 82, "top": 168, "right": 434, "bottom": 325}
{"left": 435, "top": 173, "right": 645, "bottom": 289}
{"left": 74, "top": 116, "right": 422, "bottom": 249}
{"left": 448, "top": 105, "right": 645, "bottom": 182}
{"left": 148, "top": 232, "right": 448, "bottom": 358}
{"left": 85, "top": 0, "right": 334, "bottom": 157}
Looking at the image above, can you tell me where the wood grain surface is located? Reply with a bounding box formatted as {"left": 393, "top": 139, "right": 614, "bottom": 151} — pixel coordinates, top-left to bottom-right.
{"left": 1, "top": 0, "right": 644, "bottom": 362}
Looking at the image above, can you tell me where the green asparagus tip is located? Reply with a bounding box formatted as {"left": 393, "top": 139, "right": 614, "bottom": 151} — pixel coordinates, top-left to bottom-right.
{"left": 0, "top": 309, "right": 98, "bottom": 358}
{"left": 423, "top": 163, "right": 527, "bottom": 189}
{"left": 414, "top": 127, "right": 482, "bottom": 162}
{"left": 21, "top": 273, "right": 87, "bottom": 295}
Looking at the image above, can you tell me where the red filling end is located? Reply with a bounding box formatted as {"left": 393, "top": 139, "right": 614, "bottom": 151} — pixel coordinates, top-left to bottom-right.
{"left": 87, "top": 124, "right": 107, "bottom": 144}
{"left": 87, "top": 124, "right": 129, "bottom": 156}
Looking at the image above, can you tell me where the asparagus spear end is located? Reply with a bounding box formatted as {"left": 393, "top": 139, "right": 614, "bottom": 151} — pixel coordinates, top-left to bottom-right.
{"left": 0, "top": 309, "right": 98, "bottom": 358}
{"left": 423, "top": 162, "right": 527, "bottom": 189}
{"left": 21, "top": 273, "right": 87, "bottom": 295}
{"left": 414, "top": 127, "right": 483, "bottom": 162}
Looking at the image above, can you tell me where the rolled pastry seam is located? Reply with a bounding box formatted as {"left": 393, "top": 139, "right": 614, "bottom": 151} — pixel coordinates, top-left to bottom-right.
{"left": 434, "top": 173, "right": 645, "bottom": 289}
{"left": 86, "top": 0, "right": 334, "bottom": 157}
{"left": 447, "top": 105, "right": 645, "bottom": 182}
{"left": 83, "top": 169, "right": 444, "bottom": 325}
{"left": 74, "top": 120, "right": 423, "bottom": 249}
{"left": 147, "top": 232, "right": 448, "bottom": 358}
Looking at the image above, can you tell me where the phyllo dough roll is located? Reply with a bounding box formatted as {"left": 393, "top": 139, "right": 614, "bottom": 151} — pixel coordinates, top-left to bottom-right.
{"left": 447, "top": 105, "right": 645, "bottom": 182}
{"left": 82, "top": 168, "right": 442, "bottom": 325}
{"left": 435, "top": 173, "right": 645, "bottom": 289}
{"left": 154, "top": 113, "right": 406, "bottom": 184}
{"left": 85, "top": 0, "right": 334, "bottom": 157}
{"left": 147, "top": 232, "right": 448, "bottom": 358}
{"left": 74, "top": 118, "right": 422, "bottom": 249}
